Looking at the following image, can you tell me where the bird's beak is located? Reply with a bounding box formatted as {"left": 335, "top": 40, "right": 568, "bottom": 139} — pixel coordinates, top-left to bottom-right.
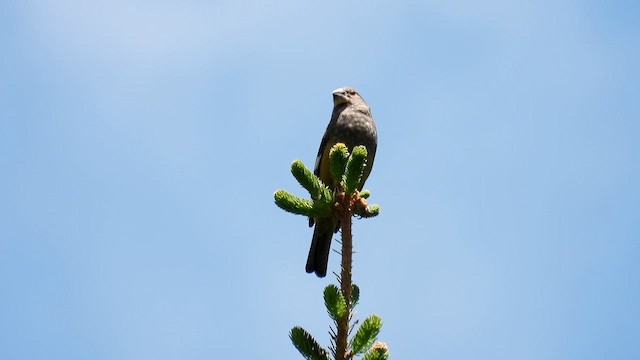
{"left": 332, "top": 88, "right": 349, "bottom": 105}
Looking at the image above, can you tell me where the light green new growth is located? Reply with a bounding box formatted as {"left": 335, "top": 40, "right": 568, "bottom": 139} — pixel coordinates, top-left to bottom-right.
{"left": 329, "top": 143, "right": 349, "bottom": 184}
{"left": 273, "top": 190, "right": 320, "bottom": 217}
{"left": 342, "top": 145, "right": 368, "bottom": 195}
{"left": 291, "top": 160, "right": 331, "bottom": 200}
{"left": 273, "top": 144, "right": 379, "bottom": 220}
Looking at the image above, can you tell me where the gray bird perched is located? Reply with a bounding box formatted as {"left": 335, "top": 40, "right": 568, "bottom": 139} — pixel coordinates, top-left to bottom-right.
{"left": 306, "top": 87, "right": 378, "bottom": 277}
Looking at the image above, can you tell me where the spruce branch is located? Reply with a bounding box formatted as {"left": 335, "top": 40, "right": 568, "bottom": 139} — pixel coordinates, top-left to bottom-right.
{"left": 350, "top": 315, "right": 382, "bottom": 355}
{"left": 291, "top": 160, "right": 328, "bottom": 200}
{"left": 324, "top": 284, "right": 347, "bottom": 321}
{"left": 342, "top": 145, "right": 368, "bottom": 195}
{"left": 276, "top": 144, "right": 387, "bottom": 360}
{"left": 274, "top": 190, "right": 329, "bottom": 217}
{"left": 329, "top": 143, "right": 350, "bottom": 184}
{"left": 290, "top": 327, "right": 331, "bottom": 360}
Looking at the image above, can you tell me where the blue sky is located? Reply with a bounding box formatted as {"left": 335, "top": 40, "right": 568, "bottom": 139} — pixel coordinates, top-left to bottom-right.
{"left": 1, "top": 1, "right": 639, "bottom": 359}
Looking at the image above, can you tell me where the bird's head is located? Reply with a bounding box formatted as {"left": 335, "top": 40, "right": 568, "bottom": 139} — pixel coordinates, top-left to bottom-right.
{"left": 332, "top": 87, "right": 362, "bottom": 106}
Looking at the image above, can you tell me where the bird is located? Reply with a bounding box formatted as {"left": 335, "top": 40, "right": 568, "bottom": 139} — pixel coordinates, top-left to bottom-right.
{"left": 306, "top": 87, "right": 378, "bottom": 277}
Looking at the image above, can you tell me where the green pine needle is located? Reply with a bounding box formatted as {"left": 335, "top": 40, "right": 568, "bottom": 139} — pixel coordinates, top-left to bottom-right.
{"left": 350, "top": 315, "right": 382, "bottom": 355}
{"left": 329, "top": 143, "right": 350, "bottom": 184}
{"left": 323, "top": 284, "right": 347, "bottom": 320}
{"left": 351, "top": 284, "right": 360, "bottom": 309}
{"left": 290, "top": 327, "right": 330, "bottom": 360}
{"left": 291, "top": 160, "right": 326, "bottom": 200}
{"left": 273, "top": 190, "right": 333, "bottom": 218}
{"left": 273, "top": 190, "right": 315, "bottom": 216}
{"left": 343, "top": 145, "right": 368, "bottom": 194}
{"left": 354, "top": 203, "right": 380, "bottom": 218}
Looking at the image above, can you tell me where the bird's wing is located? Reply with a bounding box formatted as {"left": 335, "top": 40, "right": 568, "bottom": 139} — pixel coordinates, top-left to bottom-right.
{"left": 314, "top": 128, "right": 330, "bottom": 176}
{"left": 309, "top": 113, "right": 336, "bottom": 227}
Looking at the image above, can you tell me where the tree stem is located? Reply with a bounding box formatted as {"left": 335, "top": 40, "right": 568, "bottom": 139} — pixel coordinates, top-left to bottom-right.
{"left": 336, "top": 200, "right": 353, "bottom": 360}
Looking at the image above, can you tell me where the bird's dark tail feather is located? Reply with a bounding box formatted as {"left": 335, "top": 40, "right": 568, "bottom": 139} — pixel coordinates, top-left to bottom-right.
{"left": 306, "top": 220, "right": 334, "bottom": 277}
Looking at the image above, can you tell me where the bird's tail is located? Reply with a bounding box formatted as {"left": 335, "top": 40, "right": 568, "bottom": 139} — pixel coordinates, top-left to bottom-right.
{"left": 306, "top": 218, "right": 335, "bottom": 277}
